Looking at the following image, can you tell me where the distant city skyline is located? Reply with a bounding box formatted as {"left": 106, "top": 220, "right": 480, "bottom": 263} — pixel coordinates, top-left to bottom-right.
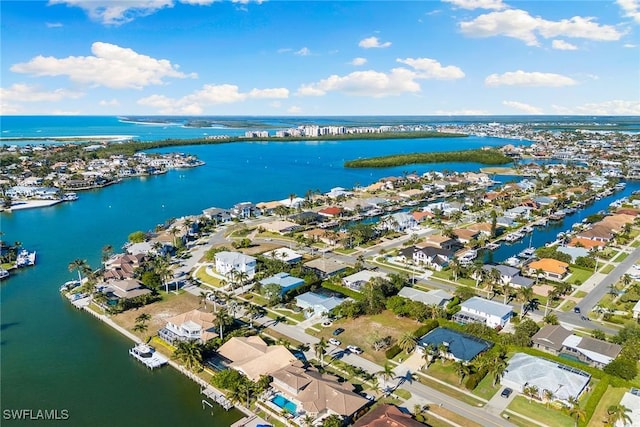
{"left": 1, "top": 0, "right": 639, "bottom": 116}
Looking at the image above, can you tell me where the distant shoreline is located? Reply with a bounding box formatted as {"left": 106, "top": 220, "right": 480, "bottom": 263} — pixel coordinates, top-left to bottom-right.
{"left": 344, "top": 148, "right": 512, "bottom": 168}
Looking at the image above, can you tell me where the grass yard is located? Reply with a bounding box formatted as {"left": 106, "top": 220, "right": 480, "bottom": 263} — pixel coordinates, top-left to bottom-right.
{"left": 416, "top": 374, "right": 486, "bottom": 406}
{"left": 631, "top": 240, "right": 640, "bottom": 248}
{"left": 574, "top": 290, "right": 588, "bottom": 298}
{"left": 614, "top": 252, "right": 629, "bottom": 262}
{"left": 561, "top": 299, "right": 577, "bottom": 312}
{"left": 428, "top": 405, "right": 485, "bottom": 427}
{"left": 506, "top": 396, "right": 574, "bottom": 427}
{"left": 587, "top": 386, "right": 627, "bottom": 427}
{"left": 194, "top": 265, "right": 224, "bottom": 287}
{"left": 313, "top": 311, "right": 422, "bottom": 365}
{"left": 600, "top": 264, "right": 615, "bottom": 274}
{"left": 472, "top": 373, "right": 500, "bottom": 401}
{"left": 568, "top": 266, "right": 593, "bottom": 285}
{"left": 424, "top": 361, "right": 464, "bottom": 386}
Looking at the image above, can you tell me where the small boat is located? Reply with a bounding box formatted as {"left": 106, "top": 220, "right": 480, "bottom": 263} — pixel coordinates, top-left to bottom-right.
{"left": 0, "top": 269, "right": 9, "bottom": 280}
{"left": 521, "top": 226, "right": 534, "bottom": 233}
{"left": 504, "top": 257, "right": 520, "bottom": 267}
{"left": 60, "top": 280, "right": 81, "bottom": 292}
{"left": 518, "top": 247, "right": 536, "bottom": 259}
{"left": 485, "top": 242, "right": 500, "bottom": 250}
{"left": 62, "top": 192, "right": 78, "bottom": 201}
{"left": 15, "top": 249, "right": 36, "bottom": 267}
{"left": 549, "top": 211, "right": 566, "bottom": 221}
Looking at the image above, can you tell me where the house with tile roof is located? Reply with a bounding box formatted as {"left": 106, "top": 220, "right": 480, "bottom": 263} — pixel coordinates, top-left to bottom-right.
{"left": 214, "top": 251, "right": 257, "bottom": 279}
{"left": 217, "top": 336, "right": 299, "bottom": 381}
{"left": 158, "top": 309, "right": 218, "bottom": 344}
{"left": 353, "top": 404, "right": 424, "bottom": 427}
{"left": 526, "top": 258, "right": 569, "bottom": 281}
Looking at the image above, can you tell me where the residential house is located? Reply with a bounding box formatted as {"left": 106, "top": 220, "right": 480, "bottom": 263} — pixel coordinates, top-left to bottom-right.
{"left": 419, "top": 235, "right": 459, "bottom": 252}
{"left": 452, "top": 228, "right": 480, "bottom": 245}
{"left": 482, "top": 264, "right": 534, "bottom": 289}
{"left": 577, "top": 224, "right": 614, "bottom": 242}
{"left": 217, "top": 336, "right": 299, "bottom": 381}
{"left": 342, "top": 270, "right": 389, "bottom": 291}
{"left": 532, "top": 325, "right": 622, "bottom": 368}
{"left": 158, "top": 309, "right": 217, "bottom": 344}
{"left": 496, "top": 216, "right": 515, "bottom": 228}
{"left": 303, "top": 258, "right": 348, "bottom": 278}
{"left": 633, "top": 300, "right": 640, "bottom": 319}
{"left": 468, "top": 222, "right": 494, "bottom": 236}
{"left": 353, "top": 404, "right": 424, "bottom": 427}
{"left": 411, "top": 211, "right": 433, "bottom": 223}
{"left": 505, "top": 206, "right": 534, "bottom": 220}
{"left": 453, "top": 296, "right": 512, "bottom": 328}
{"left": 255, "top": 200, "right": 283, "bottom": 216}
{"left": 619, "top": 389, "right": 640, "bottom": 427}
{"left": 105, "top": 278, "right": 151, "bottom": 300}
{"left": 231, "top": 202, "right": 255, "bottom": 219}
{"left": 259, "top": 272, "right": 305, "bottom": 295}
{"left": 103, "top": 253, "right": 145, "bottom": 281}
{"left": 295, "top": 292, "right": 345, "bottom": 317}
{"left": 568, "top": 237, "right": 607, "bottom": 250}
{"left": 398, "top": 246, "right": 452, "bottom": 271}
{"left": 379, "top": 212, "right": 417, "bottom": 232}
{"left": 526, "top": 258, "right": 570, "bottom": 281}
{"left": 261, "top": 247, "right": 303, "bottom": 264}
{"left": 557, "top": 246, "right": 590, "bottom": 263}
{"left": 418, "top": 327, "right": 492, "bottom": 362}
{"left": 202, "top": 207, "right": 232, "bottom": 224}
{"left": 318, "top": 206, "right": 343, "bottom": 218}
{"left": 397, "top": 287, "right": 452, "bottom": 307}
{"left": 214, "top": 251, "right": 257, "bottom": 279}
{"left": 270, "top": 364, "right": 369, "bottom": 419}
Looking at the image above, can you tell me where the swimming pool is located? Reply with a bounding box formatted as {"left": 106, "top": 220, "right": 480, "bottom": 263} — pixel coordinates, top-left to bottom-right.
{"left": 271, "top": 394, "right": 297, "bottom": 414}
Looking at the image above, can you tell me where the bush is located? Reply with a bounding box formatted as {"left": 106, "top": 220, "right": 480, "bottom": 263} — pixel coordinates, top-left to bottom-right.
{"left": 386, "top": 345, "right": 402, "bottom": 359}
{"left": 465, "top": 367, "right": 488, "bottom": 390}
{"left": 413, "top": 320, "right": 439, "bottom": 338}
{"left": 584, "top": 377, "right": 609, "bottom": 425}
{"left": 321, "top": 281, "right": 363, "bottom": 301}
{"left": 604, "top": 357, "right": 638, "bottom": 380}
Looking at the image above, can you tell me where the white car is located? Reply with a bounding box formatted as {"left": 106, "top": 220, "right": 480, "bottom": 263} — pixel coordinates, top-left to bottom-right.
{"left": 328, "top": 338, "right": 341, "bottom": 346}
{"left": 346, "top": 345, "right": 363, "bottom": 354}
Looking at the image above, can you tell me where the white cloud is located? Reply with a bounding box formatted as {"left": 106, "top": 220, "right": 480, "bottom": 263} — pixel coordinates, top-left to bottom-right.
{"left": 350, "top": 57, "right": 367, "bottom": 66}
{"left": 624, "top": 43, "right": 637, "bottom": 47}
{"left": 11, "top": 42, "right": 196, "bottom": 89}
{"left": 552, "top": 99, "right": 640, "bottom": 115}
{"left": 287, "top": 106, "right": 302, "bottom": 113}
{"left": 397, "top": 57, "right": 465, "bottom": 79}
{"left": 46, "top": 22, "right": 64, "bottom": 28}
{"left": 358, "top": 36, "right": 392, "bottom": 49}
{"left": 295, "top": 47, "right": 311, "bottom": 56}
{"left": 0, "top": 102, "right": 22, "bottom": 115}
{"left": 503, "top": 100, "right": 543, "bottom": 114}
{"left": 442, "top": 0, "right": 506, "bottom": 10}
{"left": 617, "top": 0, "right": 640, "bottom": 23}
{"left": 552, "top": 39, "right": 578, "bottom": 50}
{"left": 485, "top": 70, "right": 577, "bottom": 87}
{"left": 460, "top": 9, "right": 623, "bottom": 46}
{"left": 297, "top": 68, "right": 421, "bottom": 97}
{"left": 434, "top": 109, "right": 490, "bottom": 115}
{"left": 0, "top": 83, "right": 84, "bottom": 102}
{"left": 99, "top": 98, "right": 120, "bottom": 106}
{"left": 138, "top": 83, "right": 289, "bottom": 114}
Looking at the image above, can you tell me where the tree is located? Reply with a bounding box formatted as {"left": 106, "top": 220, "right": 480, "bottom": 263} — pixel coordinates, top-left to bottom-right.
{"left": 518, "top": 286, "right": 534, "bottom": 318}
{"left": 377, "top": 363, "right": 395, "bottom": 391}
{"left": 542, "top": 389, "right": 554, "bottom": 408}
{"left": 523, "top": 385, "right": 539, "bottom": 402}
{"left": 453, "top": 361, "right": 472, "bottom": 385}
{"left": 172, "top": 340, "right": 203, "bottom": 372}
{"left": 101, "top": 244, "right": 113, "bottom": 269}
{"left": 132, "top": 322, "right": 148, "bottom": 335}
{"left": 68, "top": 259, "right": 91, "bottom": 283}
{"left": 215, "top": 308, "right": 234, "bottom": 340}
{"left": 314, "top": 337, "right": 328, "bottom": 367}
{"left": 128, "top": 230, "right": 146, "bottom": 243}
{"left": 321, "top": 414, "right": 343, "bottom": 427}
{"left": 398, "top": 332, "right": 417, "bottom": 354}
{"left": 543, "top": 313, "right": 559, "bottom": 325}
{"left": 606, "top": 404, "right": 632, "bottom": 426}
{"left": 567, "top": 399, "right": 586, "bottom": 427}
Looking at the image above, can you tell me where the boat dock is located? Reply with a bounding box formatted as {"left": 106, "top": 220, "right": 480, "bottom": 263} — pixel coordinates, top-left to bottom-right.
{"left": 129, "top": 343, "right": 169, "bottom": 369}
{"left": 201, "top": 386, "right": 234, "bottom": 411}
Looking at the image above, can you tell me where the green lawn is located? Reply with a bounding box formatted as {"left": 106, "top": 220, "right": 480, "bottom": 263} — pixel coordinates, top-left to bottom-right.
{"left": 194, "top": 266, "right": 224, "bottom": 287}
{"left": 600, "top": 264, "right": 615, "bottom": 274}
{"left": 416, "top": 374, "right": 485, "bottom": 407}
{"left": 631, "top": 240, "right": 640, "bottom": 248}
{"left": 568, "top": 266, "right": 593, "bottom": 285}
{"left": 613, "top": 252, "right": 629, "bottom": 262}
{"left": 506, "top": 396, "right": 574, "bottom": 427}
{"left": 574, "top": 291, "right": 588, "bottom": 298}
{"left": 561, "top": 299, "right": 577, "bottom": 312}
{"left": 587, "top": 386, "right": 627, "bottom": 427}
{"left": 472, "top": 373, "right": 500, "bottom": 401}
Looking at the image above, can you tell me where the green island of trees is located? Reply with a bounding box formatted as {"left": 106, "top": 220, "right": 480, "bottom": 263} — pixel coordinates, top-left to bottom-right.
{"left": 343, "top": 148, "right": 512, "bottom": 168}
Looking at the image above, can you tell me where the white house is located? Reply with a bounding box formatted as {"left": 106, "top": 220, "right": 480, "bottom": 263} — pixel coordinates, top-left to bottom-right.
{"left": 453, "top": 296, "right": 513, "bottom": 328}
{"left": 158, "top": 309, "right": 217, "bottom": 344}
{"left": 214, "top": 251, "right": 257, "bottom": 279}
{"left": 397, "top": 287, "right": 452, "bottom": 307}
{"left": 342, "top": 270, "right": 389, "bottom": 291}
{"left": 379, "top": 212, "right": 417, "bottom": 232}
{"left": 261, "top": 247, "right": 303, "bottom": 264}
{"left": 295, "top": 292, "right": 345, "bottom": 317}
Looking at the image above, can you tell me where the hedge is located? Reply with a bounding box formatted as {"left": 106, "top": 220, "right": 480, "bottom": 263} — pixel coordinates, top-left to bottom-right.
{"left": 386, "top": 345, "right": 402, "bottom": 359}
{"left": 582, "top": 376, "right": 609, "bottom": 427}
{"left": 321, "top": 282, "right": 364, "bottom": 301}
{"left": 465, "top": 367, "right": 488, "bottom": 390}
{"left": 413, "top": 320, "right": 439, "bottom": 338}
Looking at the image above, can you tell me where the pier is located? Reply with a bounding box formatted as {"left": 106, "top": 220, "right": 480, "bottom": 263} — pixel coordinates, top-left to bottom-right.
{"left": 129, "top": 343, "right": 169, "bottom": 369}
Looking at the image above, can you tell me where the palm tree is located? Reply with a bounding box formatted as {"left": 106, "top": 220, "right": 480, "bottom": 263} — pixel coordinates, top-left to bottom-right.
{"left": 542, "top": 389, "right": 554, "bottom": 408}
{"left": 215, "top": 308, "right": 233, "bottom": 340}
{"left": 376, "top": 363, "right": 395, "bottom": 391}
{"left": 101, "top": 244, "right": 113, "bottom": 269}
{"left": 453, "top": 361, "right": 472, "bottom": 385}
{"left": 567, "top": 400, "right": 586, "bottom": 427}
{"left": 172, "top": 340, "right": 203, "bottom": 372}
{"left": 518, "top": 286, "right": 534, "bottom": 318}
{"left": 314, "top": 337, "right": 328, "bottom": 367}
{"left": 153, "top": 256, "right": 172, "bottom": 293}
{"left": 132, "top": 322, "right": 148, "bottom": 335}
{"left": 437, "top": 343, "right": 449, "bottom": 364}
{"left": 488, "top": 353, "right": 508, "bottom": 386}
{"left": 523, "top": 385, "right": 539, "bottom": 402}
{"left": 68, "top": 259, "right": 91, "bottom": 282}
{"left": 398, "top": 332, "right": 417, "bottom": 354}
{"left": 422, "top": 343, "right": 436, "bottom": 368}
{"left": 135, "top": 312, "right": 151, "bottom": 324}
{"left": 606, "top": 404, "right": 632, "bottom": 426}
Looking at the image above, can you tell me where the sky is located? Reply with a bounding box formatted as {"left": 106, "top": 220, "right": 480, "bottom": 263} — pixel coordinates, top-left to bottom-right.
{"left": 1, "top": 0, "right": 639, "bottom": 116}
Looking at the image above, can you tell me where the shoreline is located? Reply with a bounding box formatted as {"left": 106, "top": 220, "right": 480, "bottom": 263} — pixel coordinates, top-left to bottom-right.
{"left": 0, "top": 134, "right": 136, "bottom": 142}
{"left": 2, "top": 199, "right": 64, "bottom": 212}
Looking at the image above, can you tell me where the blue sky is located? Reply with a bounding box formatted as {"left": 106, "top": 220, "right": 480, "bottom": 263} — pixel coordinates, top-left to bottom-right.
{"left": 1, "top": 0, "right": 639, "bottom": 115}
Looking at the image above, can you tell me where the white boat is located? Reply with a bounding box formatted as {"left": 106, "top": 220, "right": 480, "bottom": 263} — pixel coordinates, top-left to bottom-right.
{"left": 59, "top": 280, "right": 81, "bottom": 292}
{"left": 15, "top": 249, "right": 36, "bottom": 267}
{"left": 129, "top": 343, "right": 169, "bottom": 369}
{"left": 62, "top": 192, "right": 78, "bottom": 201}
{"left": 0, "top": 269, "right": 9, "bottom": 280}
{"left": 504, "top": 257, "right": 520, "bottom": 267}
{"left": 518, "top": 247, "right": 536, "bottom": 259}
{"left": 485, "top": 242, "right": 500, "bottom": 250}
{"left": 521, "top": 226, "right": 534, "bottom": 233}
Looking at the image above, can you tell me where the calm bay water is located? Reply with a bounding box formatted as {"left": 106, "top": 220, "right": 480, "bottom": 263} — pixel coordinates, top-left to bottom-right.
{"left": 0, "top": 115, "right": 635, "bottom": 426}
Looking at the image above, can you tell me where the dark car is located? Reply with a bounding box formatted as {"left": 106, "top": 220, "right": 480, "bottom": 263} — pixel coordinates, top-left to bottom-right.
{"left": 501, "top": 388, "right": 513, "bottom": 398}
{"left": 574, "top": 306, "right": 581, "bottom": 314}
{"left": 332, "top": 327, "right": 345, "bottom": 336}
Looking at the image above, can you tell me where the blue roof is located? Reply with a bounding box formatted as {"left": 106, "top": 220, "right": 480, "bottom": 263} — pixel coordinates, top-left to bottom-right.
{"left": 418, "top": 327, "right": 492, "bottom": 362}
{"left": 259, "top": 272, "right": 305, "bottom": 294}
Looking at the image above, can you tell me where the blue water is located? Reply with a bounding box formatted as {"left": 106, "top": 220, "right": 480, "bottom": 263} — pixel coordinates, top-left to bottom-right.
{"left": 271, "top": 394, "right": 297, "bottom": 414}
{"left": 1, "top": 115, "right": 638, "bottom": 426}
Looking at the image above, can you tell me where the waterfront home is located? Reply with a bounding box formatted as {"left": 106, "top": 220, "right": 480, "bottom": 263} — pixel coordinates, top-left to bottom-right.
{"left": 453, "top": 297, "right": 512, "bottom": 329}
{"left": 104, "top": 278, "right": 152, "bottom": 300}
{"left": 261, "top": 247, "right": 302, "bottom": 264}
{"left": 295, "top": 292, "right": 344, "bottom": 317}
{"left": 417, "top": 327, "right": 492, "bottom": 362}
{"left": 353, "top": 404, "right": 424, "bottom": 427}
{"left": 202, "top": 207, "right": 232, "bottom": 224}
{"left": 505, "top": 206, "right": 534, "bottom": 220}
{"left": 620, "top": 390, "right": 640, "bottom": 427}
{"left": 419, "top": 235, "right": 459, "bottom": 252}
{"left": 452, "top": 228, "right": 480, "bottom": 245}
{"left": 378, "top": 212, "right": 417, "bottom": 232}
{"left": 557, "top": 246, "right": 590, "bottom": 263}
{"left": 259, "top": 272, "right": 305, "bottom": 295}
{"left": 303, "top": 258, "right": 347, "bottom": 278}
{"left": 481, "top": 264, "right": 534, "bottom": 289}
{"left": 577, "top": 224, "right": 614, "bottom": 242}
{"left": 326, "top": 187, "right": 352, "bottom": 199}
{"left": 501, "top": 353, "right": 591, "bottom": 404}
{"left": 231, "top": 202, "right": 255, "bottom": 219}
{"left": 531, "top": 325, "right": 622, "bottom": 368}
{"left": 318, "top": 206, "right": 343, "bottom": 218}
{"left": 214, "top": 251, "right": 257, "bottom": 279}
{"left": 496, "top": 216, "right": 515, "bottom": 228}
{"left": 104, "top": 253, "right": 145, "bottom": 280}
{"left": 568, "top": 237, "right": 607, "bottom": 250}
{"left": 158, "top": 309, "right": 217, "bottom": 344}
{"left": 397, "top": 287, "right": 452, "bottom": 307}
{"left": 217, "top": 336, "right": 299, "bottom": 381}
{"left": 467, "top": 222, "right": 494, "bottom": 236}
{"left": 526, "top": 258, "right": 569, "bottom": 281}
{"left": 342, "top": 270, "right": 389, "bottom": 291}
{"left": 270, "top": 364, "right": 369, "bottom": 420}
{"left": 261, "top": 220, "right": 300, "bottom": 234}
{"left": 398, "top": 246, "right": 452, "bottom": 271}
{"left": 411, "top": 211, "right": 433, "bottom": 223}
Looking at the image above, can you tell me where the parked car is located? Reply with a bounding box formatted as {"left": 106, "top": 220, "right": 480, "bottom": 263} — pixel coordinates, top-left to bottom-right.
{"left": 574, "top": 306, "right": 581, "bottom": 314}
{"left": 328, "top": 338, "right": 341, "bottom": 346}
{"left": 346, "top": 345, "right": 363, "bottom": 354}
{"left": 501, "top": 388, "right": 513, "bottom": 398}
{"left": 321, "top": 320, "right": 333, "bottom": 327}
{"left": 332, "top": 327, "right": 345, "bottom": 336}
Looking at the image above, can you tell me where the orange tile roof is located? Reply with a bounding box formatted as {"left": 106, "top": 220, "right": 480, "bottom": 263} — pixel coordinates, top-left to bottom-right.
{"left": 528, "top": 258, "right": 569, "bottom": 275}
{"left": 569, "top": 237, "right": 606, "bottom": 249}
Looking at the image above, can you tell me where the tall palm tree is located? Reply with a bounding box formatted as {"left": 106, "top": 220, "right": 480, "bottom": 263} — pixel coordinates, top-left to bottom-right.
{"left": 132, "top": 322, "right": 148, "bottom": 335}
{"left": 524, "top": 385, "right": 539, "bottom": 402}
{"left": 101, "top": 245, "right": 113, "bottom": 269}
{"left": 518, "top": 287, "right": 534, "bottom": 318}
{"left": 607, "top": 404, "right": 632, "bottom": 426}
{"left": 215, "top": 308, "right": 233, "bottom": 340}
{"left": 68, "top": 259, "right": 91, "bottom": 282}
{"left": 542, "top": 389, "right": 554, "bottom": 408}
{"left": 422, "top": 344, "right": 436, "bottom": 368}
{"left": 398, "top": 332, "right": 417, "bottom": 354}
{"left": 135, "top": 313, "right": 151, "bottom": 324}
{"left": 567, "top": 400, "right": 586, "bottom": 427}
{"left": 153, "top": 256, "right": 172, "bottom": 293}
{"left": 172, "top": 340, "right": 203, "bottom": 372}
{"left": 376, "top": 363, "right": 395, "bottom": 391}
{"left": 453, "top": 361, "right": 472, "bottom": 385}
{"left": 314, "top": 337, "right": 328, "bottom": 367}
{"left": 489, "top": 353, "right": 508, "bottom": 386}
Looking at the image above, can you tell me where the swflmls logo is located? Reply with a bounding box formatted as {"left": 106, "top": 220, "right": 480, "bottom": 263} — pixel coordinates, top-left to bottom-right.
{"left": 3, "top": 409, "right": 69, "bottom": 421}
